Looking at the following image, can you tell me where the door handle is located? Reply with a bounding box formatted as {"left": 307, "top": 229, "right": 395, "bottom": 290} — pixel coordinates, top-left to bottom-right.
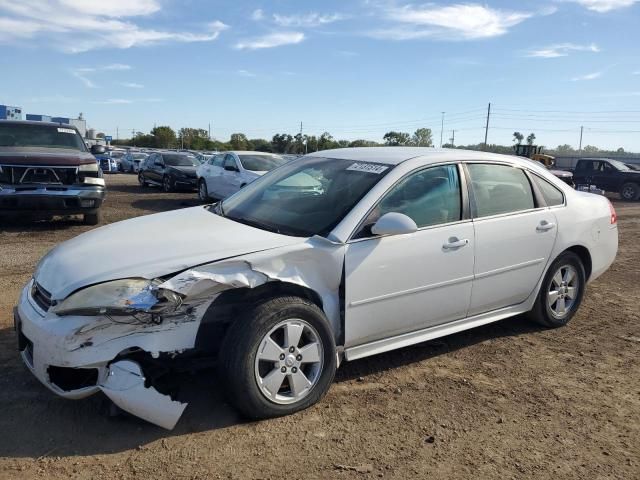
{"left": 443, "top": 237, "right": 469, "bottom": 250}
{"left": 537, "top": 220, "right": 556, "bottom": 232}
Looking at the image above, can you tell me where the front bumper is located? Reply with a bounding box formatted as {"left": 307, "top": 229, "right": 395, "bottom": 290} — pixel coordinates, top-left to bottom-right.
{"left": 174, "top": 177, "right": 197, "bottom": 188}
{"left": 0, "top": 184, "right": 105, "bottom": 214}
{"left": 14, "top": 280, "right": 200, "bottom": 429}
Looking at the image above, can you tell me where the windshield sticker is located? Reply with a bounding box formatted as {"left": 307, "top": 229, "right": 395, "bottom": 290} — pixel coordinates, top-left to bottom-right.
{"left": 346, "top": 162, "right": 389, "bottom": 174}
{"left": 57, "top": 128, "right": 76, "bottom": 134}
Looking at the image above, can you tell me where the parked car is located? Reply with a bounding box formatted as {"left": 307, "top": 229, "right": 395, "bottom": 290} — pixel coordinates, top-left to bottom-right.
{"left": 138, "top": 152, "right": 199, "bottom": 191}
{"left": 120, "top": 151, "right": 148, "bottom": 173}
{"left": 571, "top": 158, "right": 640, "bottom": 201}
{"left": 197, "top": 151, "right": 289, "bottom": 201}
{"left": 0, "top": 120, "right": 106, "bottom": 224}
{"left": 14, "top": 148, "right": 617, "bottom": 430}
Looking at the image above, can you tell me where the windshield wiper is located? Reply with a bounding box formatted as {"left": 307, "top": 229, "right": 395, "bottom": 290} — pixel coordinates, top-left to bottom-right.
{"left": 226, "top": 215, "right": 282, "bottom": 234}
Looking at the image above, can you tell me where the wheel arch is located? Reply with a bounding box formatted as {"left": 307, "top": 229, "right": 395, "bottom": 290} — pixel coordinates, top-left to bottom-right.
{"left": 562, "top": 245, "right": 593, "bottom": 281}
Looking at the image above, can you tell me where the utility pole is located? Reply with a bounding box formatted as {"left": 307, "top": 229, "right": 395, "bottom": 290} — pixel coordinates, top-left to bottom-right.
{"left": 116, "top": 127, "right": 119, "bottom": 142}
{"left": 208, "top": 122, "right": 211, "bottom": 140}
{"left": 578, "top": 126, "right": 584, "bottom": 154}
{"left": 451, "top": 129, "right": 456, "bottom": 147}
{"left": 132, "top": 129, "right": 135, "bottom": 146}
{"left": 440, "top": 112, "right": 445, "bottom": 148}
{"left": 483, "top": 102, "right": 491, "bottom": 149}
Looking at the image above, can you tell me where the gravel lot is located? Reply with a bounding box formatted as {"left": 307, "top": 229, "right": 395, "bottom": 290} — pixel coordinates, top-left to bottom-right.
{"left": 0, "top": 174, "right": 638, "bottom": 480}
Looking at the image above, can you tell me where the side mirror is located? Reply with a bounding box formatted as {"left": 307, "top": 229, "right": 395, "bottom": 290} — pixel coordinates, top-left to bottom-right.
{"left": 371, "top": 212, "right": 418, "bottom": 236}
{"left": 224, "top": 165, "right": 238, "bottom": 172}
{"left": 91, "top": 145, "right": 106, "bottom": 154}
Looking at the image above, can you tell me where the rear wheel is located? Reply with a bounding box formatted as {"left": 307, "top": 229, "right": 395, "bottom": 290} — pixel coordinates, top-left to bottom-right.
{"left": 198, "top": 179, "right": 209, "bottom": 201}
{"left": 83, "top": 210, "right": 102, "bottom": 226}
{"left": 527, "top": 251, "right": 586, "bottom": 328}
{"left": 138, "top": 174, "right": 148, "bottom": 187}
{"left": 620, "top": 182, "right": 639, "bottom": 201}
{"left": 219, "top": 296, "right": 336, "bottom": 419}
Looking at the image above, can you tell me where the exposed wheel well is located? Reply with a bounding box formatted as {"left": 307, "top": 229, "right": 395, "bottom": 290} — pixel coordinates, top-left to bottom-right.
{"left": 194, "top": 281, "right": 324, "bottom": 354}
{"left": 565, "top": 245, "right": 592, "bottom": 281}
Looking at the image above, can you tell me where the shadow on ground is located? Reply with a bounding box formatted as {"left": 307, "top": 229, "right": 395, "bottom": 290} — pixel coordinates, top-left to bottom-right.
{"left": 0, "top": 314, "right": 543, "bottom": 458}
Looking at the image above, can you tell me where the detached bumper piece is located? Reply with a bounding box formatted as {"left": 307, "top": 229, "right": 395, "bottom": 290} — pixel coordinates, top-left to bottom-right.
{"left": 99, "top": 360, "right": 187, "bottom": 430}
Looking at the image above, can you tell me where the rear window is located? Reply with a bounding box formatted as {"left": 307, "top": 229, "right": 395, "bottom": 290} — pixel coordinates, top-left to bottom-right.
{"left": 0, "top": 123, "right": 86, "bottom": 151}
{"left": 238, "top": 154, "right": 288, "bottom": 172}
{"left": 467, "top": 164, "right": 535, "bottom": 217}
{"left": 163, "top": 154, "right": 199, "bottom": 166}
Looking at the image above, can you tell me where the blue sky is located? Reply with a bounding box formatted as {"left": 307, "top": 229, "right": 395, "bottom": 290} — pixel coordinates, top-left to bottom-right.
{"left": 1, "top": 0, "right": 640, "bottom": 151}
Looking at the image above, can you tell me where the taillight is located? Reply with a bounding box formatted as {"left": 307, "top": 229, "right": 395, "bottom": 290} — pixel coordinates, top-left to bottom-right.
{"left": 608, "top": 200, "right": 617, "bottom": 225}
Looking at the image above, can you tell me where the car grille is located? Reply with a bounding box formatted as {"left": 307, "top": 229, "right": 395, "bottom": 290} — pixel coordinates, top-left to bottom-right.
{"left": 0, "top": 165, "right": 79, "bottom": 185}
{"left": 31, "top": 281, "right": 53, "bottom": 312}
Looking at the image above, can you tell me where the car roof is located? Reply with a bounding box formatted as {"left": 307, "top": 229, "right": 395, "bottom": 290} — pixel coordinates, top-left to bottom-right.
{"left": 227, "top": 151, "right": 281, "bottom": 155}
{"left": 0, "top": 119, "right": 75, "bottom": 128}
{"left": 306, "top": 147, "right": 530, "bottom": 167}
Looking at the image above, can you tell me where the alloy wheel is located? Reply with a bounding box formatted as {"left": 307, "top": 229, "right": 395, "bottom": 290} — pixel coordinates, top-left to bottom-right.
{"left": 547, "top": 265, "right": 579, "bottom": 319}
{"left": 254, "top": 319, "right": 323, "bottom": 405}
{"left": 622, "top": 185, "right": 636, "bottom": 200}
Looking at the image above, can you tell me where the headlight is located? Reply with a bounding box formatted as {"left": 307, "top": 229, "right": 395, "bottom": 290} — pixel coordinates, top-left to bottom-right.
{"left": 51, "top": 278, "right": 182, "bottom": 316}
{"left": 79, "top": 163, "right": 99, "bottom": 173}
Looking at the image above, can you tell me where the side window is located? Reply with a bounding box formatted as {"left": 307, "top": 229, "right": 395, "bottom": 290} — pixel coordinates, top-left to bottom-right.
{"left": 532, "top": 175, "right": 565, "bottom": 207}
{"left": 602, "top": 162, "right": 614, "bottom": 173}
{"left": 360, "top": 165, "right": 461, "bottom": 235}
{"left": 467, "top": 164, "right": 535, "bottom": 218}
{"left": 212, "top": 155, "right": 224, "bottom": 167}
{"left": 224, "top": 154, "right": 238, "bottom": 171}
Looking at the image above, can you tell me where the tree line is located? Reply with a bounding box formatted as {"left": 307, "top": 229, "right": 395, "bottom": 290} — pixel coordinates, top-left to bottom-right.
{"left": 110, "top": 125, "right": 633, "bottom": 156}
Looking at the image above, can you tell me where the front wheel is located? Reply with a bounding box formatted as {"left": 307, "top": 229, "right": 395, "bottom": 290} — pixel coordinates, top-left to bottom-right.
{"left": 138, "top": 174, "right": 148, "bottom": 187}
{"left": 219, "top": 296, "right": 336, "bottom": 419}
{"left": 527, "top": 251, "right": 586, "bottom": 328}
{"left": 83, "top": 210, "right": 102, "bottom": 226}
{"left": 163, "top": 175, "right": 173, "bottom": 193}
{"left": 198, "top": 179, "right": 209, "bottom": 202}
{"left": 620, "top": 182, "right": 639, "bottom": 201}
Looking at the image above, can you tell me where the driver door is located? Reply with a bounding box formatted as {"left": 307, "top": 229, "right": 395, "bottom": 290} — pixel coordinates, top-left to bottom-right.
{"left": 344, "top": 164, "right": 475, "bottom": 347}
{"left": 221, "top": 154, "right": 242, "bottom": 197}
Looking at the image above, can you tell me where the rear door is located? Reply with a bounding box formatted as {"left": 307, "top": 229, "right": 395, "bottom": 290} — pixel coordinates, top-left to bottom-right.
{"left": 206, "top": 154, "right": 225, "bottom": 196}
{"left": 466, "top": 163, "right": 558, "bottom": 316}
{"left": 221, "top": 154, "right": 243, "bottom": 197}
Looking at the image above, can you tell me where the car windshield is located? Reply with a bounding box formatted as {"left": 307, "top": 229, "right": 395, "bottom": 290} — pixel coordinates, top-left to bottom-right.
{"left": 110, "top": 151, "right": 125, "bottom": 158}
{"left": 132, "top": 153, "right": 148, "bottom": 160}
{"left": 238, "top": 154, "right": 288, "bottom": 172}
{"left": 164, "top": 154, "right": 199, "bottom": 166}
{"left": 218, "top": 156, "right": 391, "bottom": 237}
{"left": 0, "top": 123, "right": 86, "bottom": 151}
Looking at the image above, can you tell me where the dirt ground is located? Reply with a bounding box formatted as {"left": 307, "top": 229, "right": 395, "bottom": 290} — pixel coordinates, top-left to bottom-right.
{"left": 0, "top": 174, "right": 638, "bottom": 480}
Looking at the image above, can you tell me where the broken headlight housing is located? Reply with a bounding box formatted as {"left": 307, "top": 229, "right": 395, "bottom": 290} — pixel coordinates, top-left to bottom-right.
{"left": 51, "top": 278, "right": 182, "bottom": 317}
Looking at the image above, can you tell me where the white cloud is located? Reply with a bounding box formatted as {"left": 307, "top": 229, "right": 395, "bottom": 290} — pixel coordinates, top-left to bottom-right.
{"left": 120, "top": 82, "right": 144, "bottom": 88}
{"left": 251, "top": 9, "right": 264, "bottom": 21}
{"left": 571, "top": 71, "right": 603, "bottom": 81}
{"left": 526, "top": 43, "right": 600, "bottom": 58}
{"left": 372, "top": 3, "right": 532, "bottom": 40}
{"left": 71, "top": 63, "right": 133, "bottom": 88}
{"left": 0, "top": 1, "right": 229, "bottom": 52}
{"left": 92, "top": 98, "right": 133, "bottom": 104}
{"left": 235, "top": 31, "right": 305, "bottom": 50}
{"left": 237, "top": 69, "right": 257, "bottom": 77}
{"left": 565, "top": 0, "right": 639, "bottom": 12}
{"left": 273, "top": 12, "right": 345, "bottom": 27}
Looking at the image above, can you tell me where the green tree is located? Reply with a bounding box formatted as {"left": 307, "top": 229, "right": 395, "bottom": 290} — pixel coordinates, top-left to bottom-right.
{"left": 526, "top": 133, "right": 536, "bottom": 145}
{"left": 179, "top": 128, "right": 208, "bottom": 149}
{"left": 349, "top": 139, "right": 378, "bottom": 147}
{"left": 272, "top": 133, "right": 294, "bottom": 153}
{"left": 512, "top": 131, "right": 524, "bottom": 145}
{"left": 318, "top": 132, "right": 337, "bottom": 151}
{"left": 617, "top": 147, "right": 625, "bottom": 153}
{"left": 411, "top": 128, "right": 433, "bottom": 147}
{"left": 555, "top": 144, "right": 574, "bottom": 153}
{"left": 249, "top": 138, "right": 272, "bottom": 152}
{"left": 229, "top": 133, "right": 249, "bottom": 150}
{"left": 582, "top": 145, "right": 599, "bottom": 153}
{"left": 383, "top": 131, "right": 410, "bottom": 146}
{"left": 152, "top": 126, "right": 177, "bottom": 148}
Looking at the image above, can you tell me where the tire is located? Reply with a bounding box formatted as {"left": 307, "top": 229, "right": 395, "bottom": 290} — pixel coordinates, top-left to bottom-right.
{"left": 219, "top": 295, "right": 337, "bottom": 420}
{"left": 620, "top": 182, "right": 639, "bottom": 201}
{"left": 527, "top": 251, "right": 586, "bottom": 328}
{"left": 163, "top": 175, "right": 173, "bottom": 193}
{"left": 198, "top": 179, "right": 209, "bottom": 202}
{"left": 138, "top": 174, "right": 148, "bottom": 187}
{"left": 83, "top": 210, "right": 102, "bottom": 226}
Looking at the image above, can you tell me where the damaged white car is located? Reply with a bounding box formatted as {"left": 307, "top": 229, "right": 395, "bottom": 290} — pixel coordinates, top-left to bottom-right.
{"left": 14, "top": 148, "right": 618, "bottom": 430}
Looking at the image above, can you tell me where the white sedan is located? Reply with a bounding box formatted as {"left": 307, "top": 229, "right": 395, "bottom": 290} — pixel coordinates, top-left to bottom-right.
{"left": 196, "top": 151, "right": 288, "bottom": 201}
{"left": 14, "top": 148, "right": 617, "bottom": 429}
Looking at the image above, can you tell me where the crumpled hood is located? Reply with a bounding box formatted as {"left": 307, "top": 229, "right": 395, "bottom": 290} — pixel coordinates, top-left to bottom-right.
{"left": 35, "top": 206, "right": 306, "bottom": 300}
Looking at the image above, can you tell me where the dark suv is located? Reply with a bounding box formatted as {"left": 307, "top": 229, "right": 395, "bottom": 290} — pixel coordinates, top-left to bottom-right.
{"left": 572, "top": 158, "right": 640, "bottom": 201}
{"left": 0, "top": 120, "right": 106, "bottom": 224}
{"left": 138, "top": 152, "right": 199, "bottom": 192}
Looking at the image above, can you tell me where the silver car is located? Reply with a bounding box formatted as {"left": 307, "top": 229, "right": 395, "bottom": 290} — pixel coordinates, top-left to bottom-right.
{"left": 120, "top": 151, "right": 149, "bottom": 173}
{"left": 14, "top": 148, "right": 618, "bottom": 430}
